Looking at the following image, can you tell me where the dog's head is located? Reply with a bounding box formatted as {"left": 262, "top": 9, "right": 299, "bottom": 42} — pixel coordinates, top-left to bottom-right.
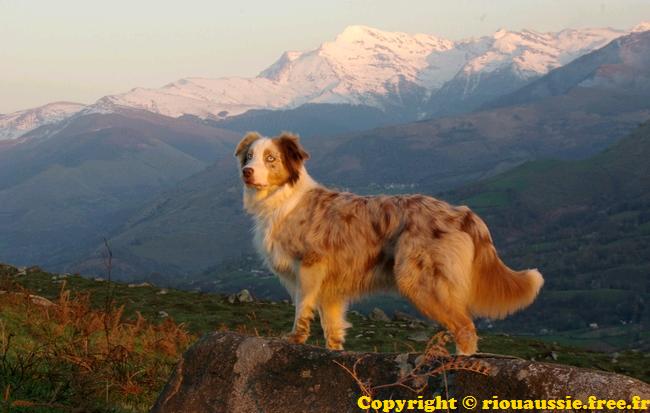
{"left": 234, "top": 132, "right": 310, "bottom": 190}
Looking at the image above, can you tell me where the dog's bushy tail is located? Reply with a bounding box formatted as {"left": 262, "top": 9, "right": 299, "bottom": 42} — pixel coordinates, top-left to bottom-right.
{"left": 462, "top": 212, "right": 544, "bottom": 319}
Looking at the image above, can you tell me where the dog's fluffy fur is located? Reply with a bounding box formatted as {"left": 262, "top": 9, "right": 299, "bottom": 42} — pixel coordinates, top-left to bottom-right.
{"left": 235, "top": 132, "right": 543, "bottom": 354}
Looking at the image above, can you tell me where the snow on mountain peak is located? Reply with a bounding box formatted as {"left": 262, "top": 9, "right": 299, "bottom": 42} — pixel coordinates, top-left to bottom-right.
{"left": 336, "top": 24, "right": 378, "bottom": 41}
{"left": 258, "top": 51, "right": 304, "bottom": 81}
{"left": 313, "top": 25, "right": 455, "bottom": 98}
{"left": 462, "top": 26, "right": 624, "bottom": 77}
{"left": 632, "top": 21, "right": 650, "bottom": 33}
{"left": 10, "top": 21, "right": 644, "bottom": 128}
{"left": 493, "top": 28, "right": 509, "bottom": 39}
{"left": 0, "top": 101, "right": 85, "bottom": 141}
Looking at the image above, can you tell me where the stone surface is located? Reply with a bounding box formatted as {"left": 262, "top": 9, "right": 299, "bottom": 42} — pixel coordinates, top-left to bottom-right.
{"left": 369, "top": 307, "right": 390, "bottom": 322}
{"left": 393, "top": 310, "right": 424, "bottom": 324}
{"left": 151, "top": 332, "right": 650, "bottom": 413}
{"left": 227, "top": 289, "right": 254, "bottom": 304}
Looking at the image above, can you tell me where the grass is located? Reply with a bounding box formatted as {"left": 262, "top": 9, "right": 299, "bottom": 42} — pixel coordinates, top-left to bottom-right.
{"left": 0, "top": 263, "right": 648, "bottom": 412}
{"left": 0, "top": 272, "right": 191, "bottom": 412}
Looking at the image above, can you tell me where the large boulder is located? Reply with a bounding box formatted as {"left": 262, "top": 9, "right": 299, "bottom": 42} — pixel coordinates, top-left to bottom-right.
{"left": 151, "top": 332, "right": 649, "bottom": 413}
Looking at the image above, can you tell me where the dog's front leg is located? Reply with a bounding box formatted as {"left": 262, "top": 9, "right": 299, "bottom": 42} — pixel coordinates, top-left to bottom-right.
{"left": 286, "top": 263, "right": 325, "bottom": 345}
{"left": 319, "top": 297, "right": 350, "bottom": 350}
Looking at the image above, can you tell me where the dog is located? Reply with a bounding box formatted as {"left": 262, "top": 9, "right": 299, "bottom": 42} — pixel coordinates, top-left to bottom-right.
{"left": 235, "top": 131, "right": 543, "bottom": 354}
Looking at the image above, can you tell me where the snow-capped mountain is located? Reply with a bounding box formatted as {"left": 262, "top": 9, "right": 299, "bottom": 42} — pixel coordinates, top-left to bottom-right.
{"left": 98, "top": 24, "right": 632, "bottom": 121}
{"left": 424, "top": 26, "right": 631, "bottom": 115}
{"left": 96, "top": 26, "right": 455, "bottom": 119}
{"left": 488, "top": 29, "right": 650, "bottom": 109}
{"left": 0, "top": 102, "right": 85, "bottom": 140}
{"left": 2, "top": 22, "right": 648, "bottom": 141}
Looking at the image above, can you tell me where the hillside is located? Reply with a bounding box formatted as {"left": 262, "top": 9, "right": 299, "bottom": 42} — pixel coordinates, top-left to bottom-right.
{"left": 309, "top": 88, "right": 650, "bottom": 190}
{"left": 0, "top": 263, "right": 646, "bottom": 412}
{"left": 0, "top": 109, "right": 239, "bottom": 271}
{"left": 205, "top": 103, "right": 406, "bottom": 138}
{"left": 447, "top": 121, "right": 650, "bottom": 345}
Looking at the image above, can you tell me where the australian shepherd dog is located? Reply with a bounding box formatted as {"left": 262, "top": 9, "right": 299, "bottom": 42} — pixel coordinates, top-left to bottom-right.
{"left": 235, "top": 132, "right": 543, "bottom": 355}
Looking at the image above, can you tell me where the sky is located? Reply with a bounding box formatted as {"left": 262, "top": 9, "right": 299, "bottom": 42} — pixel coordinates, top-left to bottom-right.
{"left": 1, "top": 0, "right": 649, "bottom": 113}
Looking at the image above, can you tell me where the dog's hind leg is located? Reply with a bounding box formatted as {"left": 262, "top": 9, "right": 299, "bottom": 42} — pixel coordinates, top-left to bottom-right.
{"left": 318, "top": 296, "right": 350, "bottom": 350}
{"left": 397, "top": 276, "right": 477, "bottom": 354}
{"left": 286, "top": 263, "right": 326, "bottom": 345}
{"left": 394, "top": 244, "right": 478, "bottom": 355}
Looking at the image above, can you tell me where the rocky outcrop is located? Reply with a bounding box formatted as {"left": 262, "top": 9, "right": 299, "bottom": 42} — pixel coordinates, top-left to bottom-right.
{"left": 151, "top": 332, "right": 649, "bottom": 413}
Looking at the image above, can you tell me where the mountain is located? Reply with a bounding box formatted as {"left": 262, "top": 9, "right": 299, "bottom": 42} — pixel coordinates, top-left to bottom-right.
{"left": 447, "top": 121, "right": 650, "bottom": 336}
{"left": 424, "top": 26, "right": 630, "bottom": 116}
{"left": 0, "top": 109, "right": 239, "bottom": 270}
{"left": 311, "top": 88, "right": 650, "bottom": 192}
{"left": 97, "top": 25, "right": 628, "bottom": 120}
{"left": 71, "top": 159, "right": 252, "bottom": 284}
{"left": 488, "top": 30, "right": 650, "bottom": 108}
{"left": 0, "top": 24, "right": 638, "bottom": 141}
{"left": 96, "top": 25, "right": 454, "bottom": 119}
{"left": 0, "top": 102, "right": 85, "bottom": 141}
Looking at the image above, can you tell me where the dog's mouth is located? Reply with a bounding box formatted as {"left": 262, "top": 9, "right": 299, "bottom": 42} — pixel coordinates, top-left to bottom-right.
{"left": 243, "top": 179, "right": 268, "bottom": 190}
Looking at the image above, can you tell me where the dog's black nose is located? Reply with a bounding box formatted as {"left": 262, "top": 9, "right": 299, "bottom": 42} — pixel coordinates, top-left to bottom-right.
{"left": 242, "top": 167, "right": 253, "bottom": 178}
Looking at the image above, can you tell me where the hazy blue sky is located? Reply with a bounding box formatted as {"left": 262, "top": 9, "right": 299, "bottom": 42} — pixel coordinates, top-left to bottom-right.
{"left": 1, "top": 0, "right": 649, "bottom": 113}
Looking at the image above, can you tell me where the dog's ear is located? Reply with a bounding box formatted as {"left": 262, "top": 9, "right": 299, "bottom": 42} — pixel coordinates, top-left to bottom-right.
{"left": 276, "top": 132, "right": 309, "bottom": 185}
{"left": 234, "top": 132, "right": 261, "bottom": 159}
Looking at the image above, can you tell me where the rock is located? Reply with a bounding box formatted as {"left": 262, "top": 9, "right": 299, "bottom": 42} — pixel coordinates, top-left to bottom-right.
{"left": 151, "top": 332, "right": 650, "bottom": 413}
{"left": 29, "top": 294, "right": 56, "bottom": 306}
{"left": 128, "top": 282, "right": 151, "bottom": 288}
{"left": 348, "top": 310, "right": 365, "bottom": 319}
{"left": 237, "top": 289, "right": 253, "bottom": 303}
{"left": 393, "top": 310, "right": 423, "bottom": 324}
{"left": 407, "top": 331, "right": 431, "bottom": 342}
{"left": 228, "top": 289, "right": 254, "bottom": 304}
{"left": 369, "top": 307, "right": 390, "bottom": 322}
{"left": 94, "top": 277, "right": 105, "bottom": 282}
{"left": 158, "top": 311, "right": 169, "bottom": 318}
{"left": 157, "top": 289, "right": 169, "bottom": 295}
{"left": 0, "top": 291, "right": 56, "bottom": 307}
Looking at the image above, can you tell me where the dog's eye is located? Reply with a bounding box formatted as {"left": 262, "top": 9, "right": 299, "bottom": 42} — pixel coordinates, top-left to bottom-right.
{"left": 246, "top": 152, "right": 253, "bottom": 160}
{"left": 266, "top": 155, "right": 275, "bottom": 162}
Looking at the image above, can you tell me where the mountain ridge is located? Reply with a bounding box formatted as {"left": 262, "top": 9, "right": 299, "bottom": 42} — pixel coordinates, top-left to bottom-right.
{"left": 0, "top": 101, "right": 86, "bottom": 141}
{"left": 99, "top": 24, "right": 627, "bottom": 120}
{"left": 3, "top": 22, "right": 644, "bottom": 141}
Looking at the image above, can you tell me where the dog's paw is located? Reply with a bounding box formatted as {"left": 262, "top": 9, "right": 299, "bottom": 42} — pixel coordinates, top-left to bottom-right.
{"left": 283, "top": 332, "right": 308, "bottom": 344}
{"left": 326, "top": 342, "right": 344, "bottom": 351}
{"left": 326, "top": 338, "right": 344, "bottom": 351}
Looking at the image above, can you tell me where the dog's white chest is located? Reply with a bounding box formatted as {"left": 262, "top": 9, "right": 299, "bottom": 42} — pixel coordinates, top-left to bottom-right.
{"left": 253, "top": 218, "right": 295, "bottom": 276}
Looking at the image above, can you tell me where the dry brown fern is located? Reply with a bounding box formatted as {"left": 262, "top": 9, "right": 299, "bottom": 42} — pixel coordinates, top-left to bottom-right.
{"left": 334, "top": 331, "right": 492, "bottom": 411}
